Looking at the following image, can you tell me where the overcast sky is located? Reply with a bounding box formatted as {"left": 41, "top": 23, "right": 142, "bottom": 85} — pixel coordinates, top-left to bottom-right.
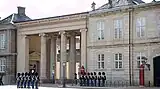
{"left": 0, "top": 0, "right": 158, "bottom": 19}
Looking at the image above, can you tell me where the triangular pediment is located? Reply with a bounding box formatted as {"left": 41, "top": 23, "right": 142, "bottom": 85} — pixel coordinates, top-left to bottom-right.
{"left": 29, "top": 51, "right": 40, "bottom": 59}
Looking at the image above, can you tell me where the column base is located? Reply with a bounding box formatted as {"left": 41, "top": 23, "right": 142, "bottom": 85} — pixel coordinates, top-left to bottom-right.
{"left": 40, "top": 78, "right": 51, "bottom": 83}
{"left": 55, "top": 79, "right": 76, "bottom": 84}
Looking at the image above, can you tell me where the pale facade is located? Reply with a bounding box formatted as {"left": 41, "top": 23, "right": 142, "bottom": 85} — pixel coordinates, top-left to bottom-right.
{"left": 15, "top": 0, "right": 160, "bottom": 86}
{"left": 88, "top": 0, "right": 160, "bottom": 86}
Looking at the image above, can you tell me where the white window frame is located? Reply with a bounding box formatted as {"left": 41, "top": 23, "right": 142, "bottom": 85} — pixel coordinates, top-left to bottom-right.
{"left": 97, "top": 21, "right": 104, "bottom": 40}
{"left": 136, "top": 17, "right": 145, "bottom": 37}
{"left": 0, "top": 57, "right": 6, "bottom": 73}
{"left": 114, "top": 53, "right": 123, "bottom": 69}
{"left": 114, "top": 19, "right": 122, "bottom": 39}
{"left": 137, "top": 52, "right": 145, "bottom": 68}
{"left": 0, "top": 33, "right": 6, "bottom": 49}
{"left": 98, "top": 54, "right": 104, "bottom": 69}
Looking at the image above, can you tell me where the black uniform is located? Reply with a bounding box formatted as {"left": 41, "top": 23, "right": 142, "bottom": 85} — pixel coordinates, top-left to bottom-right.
{"left": 74, "top": 73, "right": 77, "bottom": 85}
{"left": 16, "top": 73, "right": 20, "bottom": 88}
{"left": 102, "top": 72, "right": 106, "bottom": 87}
{"left": 98, "top": 72, "right": 102, "bottom": 87}
{"left": 27, "top": 72, "right": 31, "bottom": 88}
{"left": 91, "top": 72, "right": 94, "bottom": 86}
{"left": 35, "top": 72, "right": 39, "bottom": 89}
{"left": 94, "top": 72, "right": 97, "bottom": 86}
{"left": 20, "top": 73, "right": 25, "bottom": 88}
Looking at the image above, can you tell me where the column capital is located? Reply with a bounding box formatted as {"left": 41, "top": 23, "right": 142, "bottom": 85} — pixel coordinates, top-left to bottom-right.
{"left": 59, "top": 31, "right": 66, "bottom": 35}
{"left": 39, "top": 33, "right": 48, "bottom": 37}
{"left": 80, "top": 28, "right": 87, "bottom": 32}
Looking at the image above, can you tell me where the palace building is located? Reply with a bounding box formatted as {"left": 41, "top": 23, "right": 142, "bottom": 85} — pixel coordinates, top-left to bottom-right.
{"left": 14, "top": 0, "right": 160, "bottom": 86}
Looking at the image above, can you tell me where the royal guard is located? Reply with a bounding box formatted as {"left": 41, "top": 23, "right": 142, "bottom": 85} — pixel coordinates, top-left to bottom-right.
{"left": 74, "top": 73, "right": 77, "bottom": 85}
{"left": 16, "top": 73, "right": 21, "bottom": 88}
{"left": 91, "top": 72, "right": 94, "bottom": 86}
{"left": 35, "top": 72, "right": 39, "bottom": 89}
{"left": 84, "top": 72, "right": 87, "bottom": 86}
{"left": 79, "top": 73, "right": 82, "bottom": 86}
{"left": 86, "top": 72, "right": 90, "bottom": 86}
{"left": 24, "top": 72, "right": 28, "bottom": 88}
{"left": 98, "top": 72, "right": 102, "bottom": 87}
{"left": 102, "top": 72, "right": 106, "bottom": 87}
{"left": 31, "top": 72, "right": 35, "bottom": 89}
{"left": 20, "top": 73, "right": 24, "bottom": 88}
{"left": 27, "top": 72, "right": 31, "bottom": 88}
{"left": 94, "top": 72, "right": 97, "bottom": 86}
{"left": 88, "top": 72, "right": 92, "bottom": 86}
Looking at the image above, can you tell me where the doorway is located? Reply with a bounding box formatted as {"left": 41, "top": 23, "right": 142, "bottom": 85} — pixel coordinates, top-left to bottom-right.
{"left": 153, "top": 56, "right": 160, "bottom": 87}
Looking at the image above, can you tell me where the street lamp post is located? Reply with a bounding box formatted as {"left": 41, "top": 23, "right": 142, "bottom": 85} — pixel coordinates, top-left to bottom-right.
{"left": 62, "top": 62, "right": 66, "bottom": 87}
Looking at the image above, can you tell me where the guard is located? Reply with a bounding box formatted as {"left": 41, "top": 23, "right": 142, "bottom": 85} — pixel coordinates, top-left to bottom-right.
{"left": 74, "top": 73, "right": 77, "bottom": 85}
{"left": 31, "top": 72, "right": 35, "bottom": 89}
{"left": 86, "top": 73, "right": 89, "bottom": 86}
{"left": 20, "top": 73, "right": 25, "bottom": 88}
{"left": 27, "top": 72, "right": 31, "bottom": 88}
{"left": 102, "top": 72, "right": 106, "bottom": 87}
{"left": 16, "top": 73, "right": 21, "bottom": 88}
{"left": 88, "top": 72, "right": 92, "bottom": 86}
{"left": 98, "top": 72, "right": 102, "bottom": 87}
{"left": 94, "top": 72, "right": 97, "bottom": 86}
{"left": 91, "top": 72, "right": 94, "bottom": 86}
{"left": 24, "top": 72, "right": 28, "bottom": 88}
{"left": 84, "top": 72, "right": 87, "bottom": 86}
{"left": 35, "top": 72, "right": 39, "bottom": 89}
{"left": 82, "top": 73, "right": 85, "bottom": 86}
{"left": 79, "top": 74, "right": 82, "bottom": 86}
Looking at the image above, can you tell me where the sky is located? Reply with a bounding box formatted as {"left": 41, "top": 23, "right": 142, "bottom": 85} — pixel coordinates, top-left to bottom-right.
{"left": 0, "top": 0, "right": 158, "bottom": 20}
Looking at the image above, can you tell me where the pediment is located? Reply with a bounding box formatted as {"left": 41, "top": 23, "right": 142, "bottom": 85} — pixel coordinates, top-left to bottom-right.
{"left": 29, "top": 51, "right": 40, "bottom": 59}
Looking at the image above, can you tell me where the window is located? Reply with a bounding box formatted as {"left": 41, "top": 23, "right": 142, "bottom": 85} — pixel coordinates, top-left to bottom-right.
{"left": 157, "top": 14, "right": 160, "bottom": 36}
{"left": 97, "top": 21, "right": 104, "bottom": 40}
{"left": 0, "top": 33, "right": 6, "bottom": 49}
{"left": 114, "top": 19, "right": 122, "bottom": 39}
{"left": 137, "top": 52, "right": 146, "bottom": 68}
{"left": 98, "top": 54, "right": 104, "bottom": 69}
{"left": 0, "top": 58, "right": 6, "bottom": 72}
{"left": 114, "top": 53, "right": 123, "bottom": 69}
{"left": 136, "top": 17, "right": 145, "bottom": 37}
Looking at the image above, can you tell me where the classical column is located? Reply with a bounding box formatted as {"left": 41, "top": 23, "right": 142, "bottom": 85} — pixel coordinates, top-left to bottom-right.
{"left": 69, "top": 32, "right": 76, "bottom": 79}
{"left": 80, "top": 29, "right": 87, "bottom": 71}
{"left": 50, "top": 35, "right": 57, "bottom": 79}
{"left": 39, "top": 33, "right": 47, "bottom": 81}
{"left": 17, "top": 34, "right": 29, "bottom": 72}
{"left": 60, "top": 31, "right": 67, "bottom": 81}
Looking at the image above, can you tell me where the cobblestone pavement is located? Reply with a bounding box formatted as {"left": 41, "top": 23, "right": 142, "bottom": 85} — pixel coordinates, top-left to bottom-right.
{"left": 0, "top": 84, "right": 160, "bottom": 89}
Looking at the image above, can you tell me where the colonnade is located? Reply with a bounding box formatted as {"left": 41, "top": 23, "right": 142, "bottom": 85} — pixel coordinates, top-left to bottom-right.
{"left": 17, "top": 29, "right": 87, "bottom": 82}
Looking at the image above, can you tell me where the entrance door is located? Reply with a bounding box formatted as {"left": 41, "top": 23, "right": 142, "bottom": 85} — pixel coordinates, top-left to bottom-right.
{"left": 153, "top": 56, "right": 160, "bottom": 87}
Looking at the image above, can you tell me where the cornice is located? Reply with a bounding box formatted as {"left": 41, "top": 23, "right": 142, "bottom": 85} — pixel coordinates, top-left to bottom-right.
{"left": 87, "top": 41, "right": 160, "bottom": 49}
{"left": 15, "top": 13, "right": 88, "bottom": 28}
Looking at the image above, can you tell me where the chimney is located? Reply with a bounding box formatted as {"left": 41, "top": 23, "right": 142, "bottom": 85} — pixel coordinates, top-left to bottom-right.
{"left": 152, "top": 0, "right": 156, "bottom": 2}
{"left": 91, "top": 2, "right": 96, "bottom": 11}
{"left": 17, "top": 6, "right": 25, "bottom": 15}
{"left": 108, "top": 0, "right": 112, "bottom": 8}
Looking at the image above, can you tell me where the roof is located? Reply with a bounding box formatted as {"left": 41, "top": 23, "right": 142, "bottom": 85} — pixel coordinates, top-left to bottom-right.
{"left": 14, "top": 11, "right": 88, "bottom": 23}
{"left": 0, "top": 13, "right": 31, "bottom": 24}
{"left": 97, "top": 0, "right": 145, "bottom": 10}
